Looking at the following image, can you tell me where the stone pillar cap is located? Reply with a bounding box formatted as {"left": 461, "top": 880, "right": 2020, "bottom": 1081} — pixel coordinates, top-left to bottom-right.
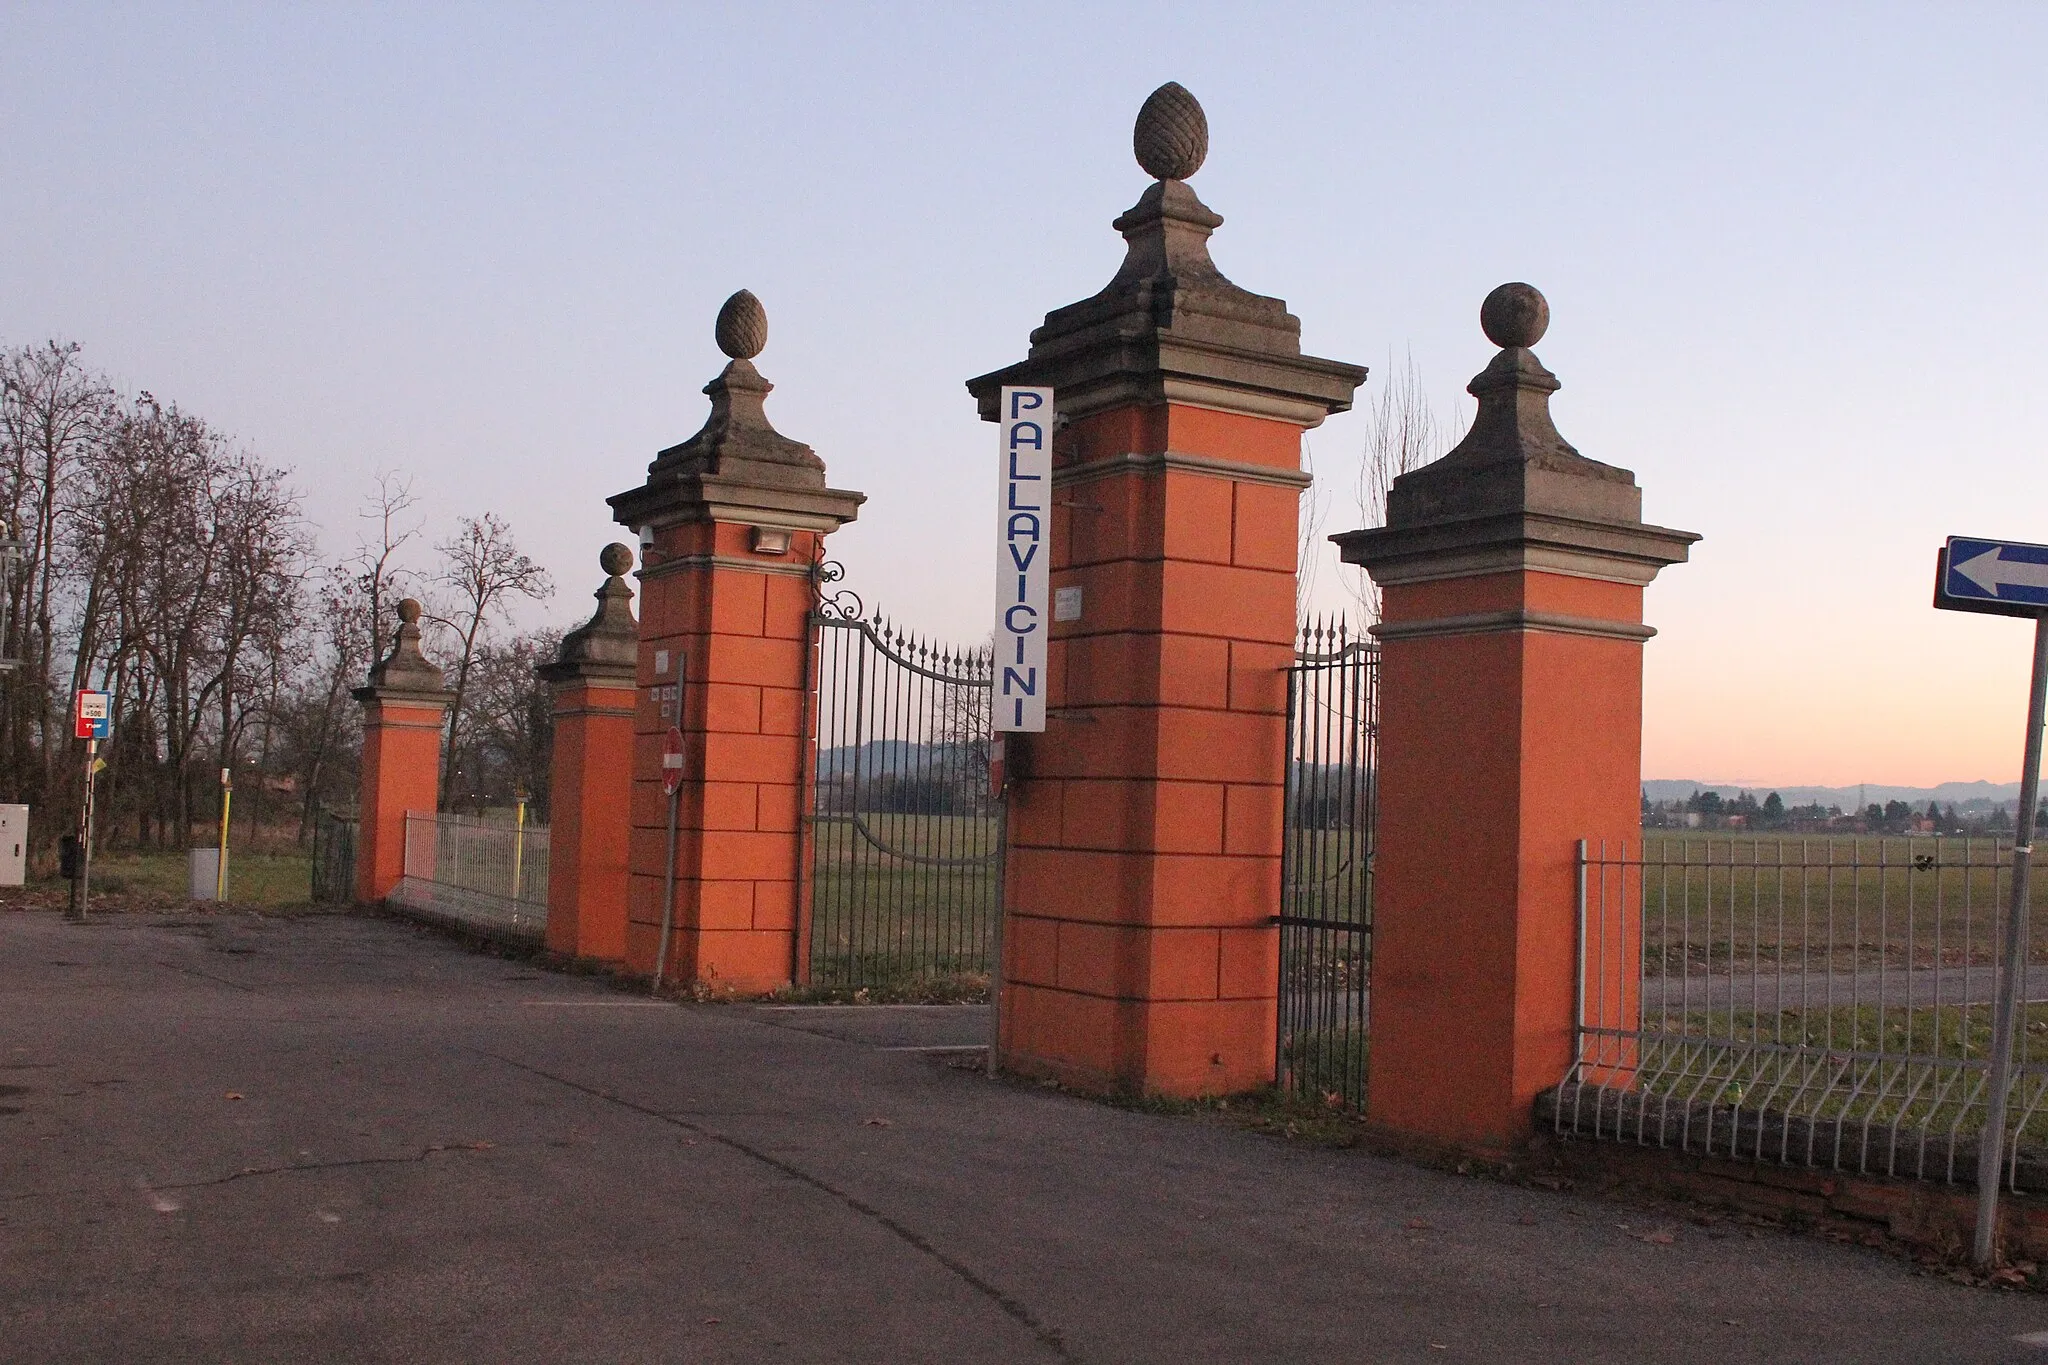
{"left": 1337, "top": 284, "right": 1699, "bottom": 586}
{"left": 611, "top": 290, "right": 864, "bottom": 531}
{"left": 967, "top": 84, "right": 1363, "bottom": 428}
{"left": 539, "top": 544, "right": 639, "bottom": 686}
{"left": 353, "top": 598, "right": 453, "bottom": 706}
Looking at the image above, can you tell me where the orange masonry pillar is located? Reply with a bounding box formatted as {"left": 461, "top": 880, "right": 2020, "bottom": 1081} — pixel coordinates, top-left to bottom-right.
{"left": 352, "top": 599, "right": 452, "bottom": 903}
{"left": 1336, "top": 284, "right": 1698, "bottom": 1151}
{"left": 538, "top": 544, "right": 640, "bottom": 963}
{"left": 967, "top": 84, "right": 1364, "bottom": 1096}
{"left": 608, "top": 289, "right": 864, "bottom": 992}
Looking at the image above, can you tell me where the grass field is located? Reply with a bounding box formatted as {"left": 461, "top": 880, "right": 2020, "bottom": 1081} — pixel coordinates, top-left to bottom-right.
{"left": 808, "top": 812, "right": 998, "bottom": 988}
{"left": 22, "top": 849, "right": 313, "bottom": 908}
{"left": 1593, "top": 832, "right": 2046, "bottom": 971}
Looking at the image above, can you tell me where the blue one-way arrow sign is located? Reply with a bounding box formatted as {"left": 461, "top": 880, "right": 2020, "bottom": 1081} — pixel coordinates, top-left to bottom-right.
{"left": 1936, "top": 537, "right": 2048, "bottom": 618}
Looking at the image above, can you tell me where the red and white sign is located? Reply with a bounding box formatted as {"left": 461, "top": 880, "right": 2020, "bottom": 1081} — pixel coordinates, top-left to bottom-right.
{"left": 74, "top": 690, "right": 110, "bottom": 741}
{"left": 662, "top": 726, "right": 687, "bottom": 797}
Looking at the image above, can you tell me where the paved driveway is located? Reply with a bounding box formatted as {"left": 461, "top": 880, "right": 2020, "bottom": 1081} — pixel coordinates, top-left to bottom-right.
{"left": 3, "top": 908, "right": 2045, "bottom": 1363}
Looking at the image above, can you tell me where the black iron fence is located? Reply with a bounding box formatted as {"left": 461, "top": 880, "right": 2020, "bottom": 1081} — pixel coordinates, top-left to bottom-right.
{"left": 310, "top": 809, "right": 357, "bottom": 905}
{"left": 808, "top": 582, "right": 1000, "bottom": 990}
{"left": 1276, "top": 618, "right": 1379, "bottom": 1108}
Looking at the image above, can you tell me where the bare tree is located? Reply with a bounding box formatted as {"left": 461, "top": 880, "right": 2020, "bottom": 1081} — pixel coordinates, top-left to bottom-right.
{"left": 70, "top": 397, "right": 306, "bottom": 844}
{"left": 457, "top": 628, "right": 561, "bottom": 816}
{"left": 352, "top": 472, "right": 420, "bottom": 667}
{"left": 430, "top": 514, "right": 552, "bottom": 807}
{"left": 1349, "top": 352, "right": 1458, "bottom": 623}
{"left": 0, "top": 342, "right": 117, "bottom": 808}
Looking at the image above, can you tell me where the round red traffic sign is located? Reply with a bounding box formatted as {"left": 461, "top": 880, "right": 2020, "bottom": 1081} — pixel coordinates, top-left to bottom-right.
{"left": 662, "top": 726, "right": 687, "bottom": 796}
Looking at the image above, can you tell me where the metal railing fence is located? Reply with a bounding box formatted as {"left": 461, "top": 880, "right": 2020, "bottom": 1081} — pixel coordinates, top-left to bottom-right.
{"left": 809, "top": 602, "right": 999, "bottom": 989}
{"left": 388, "top": 811, "right": 549, "bottom": 944}
{"left": 1556, "top": 835, "right": 2048, "bottom": 1188}
{"left": 1276, "top": 618, "right": 1378, "bottom": 1110}
{"left": 309, "top": 810, "right": 358, "bottom": 904}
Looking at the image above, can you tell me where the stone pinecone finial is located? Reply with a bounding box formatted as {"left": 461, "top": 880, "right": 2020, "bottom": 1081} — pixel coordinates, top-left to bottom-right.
{"left": 1133, "top": 82, "right": 1208, "bottom": 181}
{"left": 715, "top": 289, "right": 768, "bottom": 360}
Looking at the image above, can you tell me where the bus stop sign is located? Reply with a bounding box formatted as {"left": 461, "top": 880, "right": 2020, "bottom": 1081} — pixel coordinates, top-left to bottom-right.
{"left": 73, "top": 690, "right": 110, "bottom": 740}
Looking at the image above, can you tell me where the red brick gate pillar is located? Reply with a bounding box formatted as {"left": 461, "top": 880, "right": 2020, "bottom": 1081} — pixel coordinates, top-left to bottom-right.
{"left": 352, "top": 599, "right": 451, "bottom": 903}
{"left": 1336, "top": 284, "right": 1698, "bottom": 1151}
{"left": 537, "top": 544, "right": 639, "bottom": 964}
{"left": 967, "top": 84, "right": 1364, "bottom": 1096}
{"left": 609, "top": 291, "right": 864, "bottom": 992}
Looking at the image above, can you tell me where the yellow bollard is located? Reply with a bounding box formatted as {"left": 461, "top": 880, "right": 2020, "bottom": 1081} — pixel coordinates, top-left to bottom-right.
{"left": 216, "top": 767, "right": 232, "bottom": 901}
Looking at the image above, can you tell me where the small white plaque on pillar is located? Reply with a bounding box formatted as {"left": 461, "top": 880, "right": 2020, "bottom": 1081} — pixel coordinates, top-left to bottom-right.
{"left": 1053, "top": 586, "right": 1082, "bottom": 622}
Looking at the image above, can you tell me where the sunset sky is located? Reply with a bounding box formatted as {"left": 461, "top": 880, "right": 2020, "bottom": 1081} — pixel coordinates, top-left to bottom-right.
{"left": 5, "top": 4, "right": 2045, "bottom": 788}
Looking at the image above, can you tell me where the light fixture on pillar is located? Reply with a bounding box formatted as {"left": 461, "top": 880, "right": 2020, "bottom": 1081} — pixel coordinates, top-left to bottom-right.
{"left": 749, "top": 526, "right": 792, "bottom": 555}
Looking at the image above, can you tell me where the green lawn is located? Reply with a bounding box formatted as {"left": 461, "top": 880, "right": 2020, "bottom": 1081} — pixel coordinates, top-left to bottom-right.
{"left": 1596, "top": 833, "right": 2047, "bottom": 970}
{"left": 809, "top": 812, "right": 997, "bottom": 988}
{"left": 33, "top": 850, "right": 313, "bottom": 908}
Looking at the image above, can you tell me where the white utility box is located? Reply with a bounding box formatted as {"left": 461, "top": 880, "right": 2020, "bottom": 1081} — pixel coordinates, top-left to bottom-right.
{"left": 0, "top": 805, "right": 25, "bottom": 886}
{"left": 188, "top": 848, "right": 222, "bottom": 901}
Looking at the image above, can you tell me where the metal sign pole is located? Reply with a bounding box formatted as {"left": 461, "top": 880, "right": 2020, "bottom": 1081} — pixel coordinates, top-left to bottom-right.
{"left": 653, "top": 784, "right": 680, "bottom": 993}
{"left": 78, "top": 737, "right": 96, "bottom": 918}
{"left": 216, "top": 767, "right": 232, "bottom": 902}
{"left": 1975, "top": 613, "right": 2048, "bottom": 1266}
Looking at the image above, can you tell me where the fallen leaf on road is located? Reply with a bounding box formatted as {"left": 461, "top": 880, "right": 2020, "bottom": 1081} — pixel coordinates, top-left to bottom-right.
{"left": 1405, "top": 1218, "right": 1432, "bottom": 1230}
{"left": 1516, "top": 1214, "right": 1538, "bottom": 1226}
{"left": 863, "top": 1117, "right": 892, "bottom": 1127}
{"left": 1636, "top": 1229, "right": 1676, "bottom": 1245}
{"left": 224, "top": 1092, "right": 243, "bottom": 1101}
{"left": 701, "top": 1317, "right": 721, "bottom": 1325}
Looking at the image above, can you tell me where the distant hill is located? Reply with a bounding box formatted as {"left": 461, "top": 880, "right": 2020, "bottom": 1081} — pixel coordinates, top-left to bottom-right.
{"left": 1642, "top": 779, "right": 2023, "bottom": 811}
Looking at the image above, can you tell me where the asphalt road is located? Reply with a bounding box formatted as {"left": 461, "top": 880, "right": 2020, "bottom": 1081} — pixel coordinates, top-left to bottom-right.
{"left": 4, "top": 907, "right": 2046, "bottom": 1364}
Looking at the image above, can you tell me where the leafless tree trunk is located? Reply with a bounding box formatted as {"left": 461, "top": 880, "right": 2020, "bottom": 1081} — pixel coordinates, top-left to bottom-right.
{"left": 0, "top": 342, "right": 115, "bottom": 814}
{"left": 430, "top": 514, "right": 552, "bottom": 809}
{"left": 1349, "top": 352, "right": 1458, "bottom": 624}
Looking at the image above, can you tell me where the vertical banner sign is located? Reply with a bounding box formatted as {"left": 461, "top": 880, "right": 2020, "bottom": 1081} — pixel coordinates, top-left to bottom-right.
{"left": 995, "top": 387, "right": 1052, "bottom": 732}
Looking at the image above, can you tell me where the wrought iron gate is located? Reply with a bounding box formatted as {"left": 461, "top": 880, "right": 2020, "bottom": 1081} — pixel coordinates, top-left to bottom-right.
{"left": 1276, "top": 618, "right": 1380, "bottom": 1108}
{"left": 807, "top": 569, "right": 1001, "bottom": 990}
{"left": 310, "top": 809, "right": 358, "bottom": 904}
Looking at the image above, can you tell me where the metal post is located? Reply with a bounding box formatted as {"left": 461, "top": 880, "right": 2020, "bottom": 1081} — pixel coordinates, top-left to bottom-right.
{"left": 216, "top": 767, "right": 232, "bottom": 901}
{"left": 1975, "top": 613, "right": 2048, "bottom": 1266}
{"left": 653, "top": 784, "right": 681, "bottom": 993}
{"left": 76, "top": 738, "right": 96, "bottom": 919}
{"left": 987, "top": 758, "right": 1008, "bottom": 1078}
{"left": 511, "top": 796, "right": 527, "bottom": 902}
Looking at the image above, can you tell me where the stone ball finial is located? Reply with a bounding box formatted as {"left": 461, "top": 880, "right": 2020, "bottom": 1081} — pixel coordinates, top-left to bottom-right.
{"left": 1480, "top": 282, "right": 1549, "bottom": 349}
{"left": 715, "top": 289, "right": 768, "bottom": 360}
{"left": 397, "top": 597, "right": 422, "bottom": 625}
{"left": 599, "top": 542, "right": 633, "bottom": 577}
{"left": 1134, "top": 82, "right": 1208, "bottom": 181}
